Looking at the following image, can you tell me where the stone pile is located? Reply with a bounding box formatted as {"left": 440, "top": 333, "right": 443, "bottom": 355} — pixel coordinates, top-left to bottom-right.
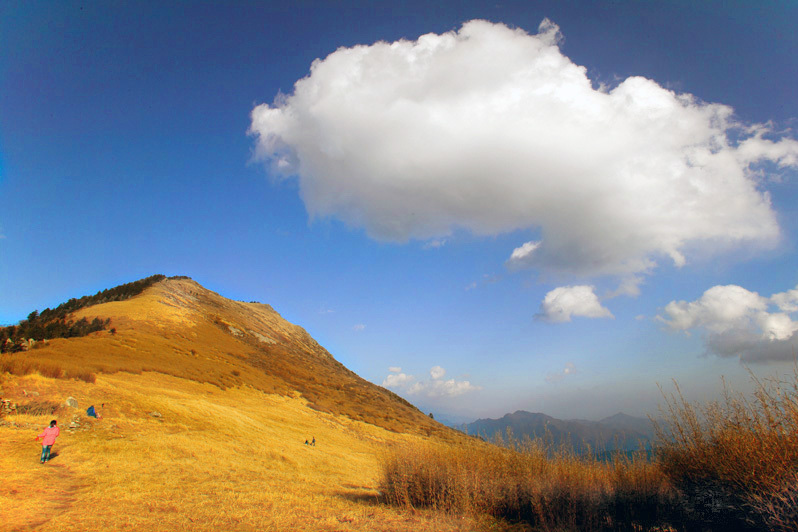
{"left": 1, "top": 399, "right": 18, "bottom": 416}
{"left": 67, "top": 413, "right": 92, "bottom": 432}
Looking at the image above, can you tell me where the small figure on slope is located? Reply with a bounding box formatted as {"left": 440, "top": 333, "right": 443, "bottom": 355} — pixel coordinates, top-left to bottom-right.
{"left": 36, "top": 420, "right": 60, "bottom": 464}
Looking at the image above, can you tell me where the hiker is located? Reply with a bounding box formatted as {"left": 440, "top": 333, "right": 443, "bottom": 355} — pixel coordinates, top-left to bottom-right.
{"left": 36, "top": 420, "right": 60, "bottom": 464}
{"left": 304, "top": 439, "right": 309, "bottom": 445}
{"left": 311, "top": 436, "right": 315, "bottom": 446}
{"left": 87, "top": 404, "right": 104, "bottom": 419}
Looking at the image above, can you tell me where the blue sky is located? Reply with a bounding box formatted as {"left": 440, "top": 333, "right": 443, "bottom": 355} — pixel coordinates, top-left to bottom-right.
{"left": 2, "top": 1, "right": 797, "bottom": 421}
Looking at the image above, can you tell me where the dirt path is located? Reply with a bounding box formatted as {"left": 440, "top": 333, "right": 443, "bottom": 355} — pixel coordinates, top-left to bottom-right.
{"left": 0, "top": 428, "right": 82, "bottom": 531}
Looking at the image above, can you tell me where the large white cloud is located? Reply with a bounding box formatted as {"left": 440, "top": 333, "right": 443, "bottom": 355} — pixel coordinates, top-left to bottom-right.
{"left": 250, "top": 19, "right": 796, "bottom": 279}
{"left": 660, "top": 284, "right": 798, "bottom": 362}
{"left": 537, "top": 285, "right": 613, "bottom": 323}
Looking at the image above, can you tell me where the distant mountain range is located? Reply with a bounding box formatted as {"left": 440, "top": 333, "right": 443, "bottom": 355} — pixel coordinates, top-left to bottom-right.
{"left": 459, "top": 410, "right": 657, "bottom": 453}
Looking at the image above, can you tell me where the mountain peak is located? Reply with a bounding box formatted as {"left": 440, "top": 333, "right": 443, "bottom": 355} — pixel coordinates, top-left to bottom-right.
{"left": 16, "top": 275, "right": 449, "bottom": 437}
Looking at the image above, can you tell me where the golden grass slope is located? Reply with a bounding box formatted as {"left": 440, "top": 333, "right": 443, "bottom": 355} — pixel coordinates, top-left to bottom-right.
{"left": 0, "top": 276, "right": 497, "bottom": 531}
{"left": 7, "top": 277, "right": 446, "bottom": 436}
{"left": 1, "top": 372, "right": 494, "bottom": 532}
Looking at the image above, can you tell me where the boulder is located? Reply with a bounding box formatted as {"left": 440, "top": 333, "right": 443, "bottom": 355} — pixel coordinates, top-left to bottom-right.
{"left": 65, "top": 397, "right": 78, "bottom": 408}
{"left": 148, "top": 411, "right": 162, "bottom": 418}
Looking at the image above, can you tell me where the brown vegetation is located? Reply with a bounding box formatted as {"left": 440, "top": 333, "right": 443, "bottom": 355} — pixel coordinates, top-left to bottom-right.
{"left": 1, "top": 355, "right": 96, "bottom": 383}
{"left": 381, "top": 368, "right": 798, "bottom": 531}
{"left": 654, "top": 370, "right": 798, "bottom": 531}
{"left": 380, "top": 436, "right": 676, "bottom": 531}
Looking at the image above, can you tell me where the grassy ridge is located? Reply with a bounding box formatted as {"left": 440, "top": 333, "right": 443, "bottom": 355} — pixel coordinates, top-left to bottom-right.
{"left": 1, "top": 276, "right": 449, "bottom": 438}
{"left": 380, "top": 369, "right": 798, "bottom": 531}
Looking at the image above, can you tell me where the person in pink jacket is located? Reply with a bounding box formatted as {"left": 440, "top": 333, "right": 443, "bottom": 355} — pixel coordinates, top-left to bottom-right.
{"left": 36, "top": 420, "right": 60, "bottom": 463}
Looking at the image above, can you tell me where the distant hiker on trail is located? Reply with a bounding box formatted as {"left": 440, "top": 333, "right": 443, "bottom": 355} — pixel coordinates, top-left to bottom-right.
{"left": 36, "top": 420, "right": 60, "bottom": 464}
{"left": 87, "top": 405, "right": 97, "bottom": 418}
{"left": 304, "top": 439, "right": 309, "bottom": 445}
{"left": 311, "top": 436, "right": 315, "bottom": 446}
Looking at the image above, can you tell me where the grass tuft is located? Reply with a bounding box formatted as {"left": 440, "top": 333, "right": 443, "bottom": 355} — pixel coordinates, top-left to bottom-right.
{"left": 653, "top": 368, "right": 798, "bottom": 530}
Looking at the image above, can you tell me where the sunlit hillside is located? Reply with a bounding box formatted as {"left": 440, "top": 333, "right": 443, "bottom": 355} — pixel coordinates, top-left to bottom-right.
{"left": 3, "top": 277, "right": 447, "bottom": 436}
{"left": 1, "top": 277, "right": 493, "bottom": 531}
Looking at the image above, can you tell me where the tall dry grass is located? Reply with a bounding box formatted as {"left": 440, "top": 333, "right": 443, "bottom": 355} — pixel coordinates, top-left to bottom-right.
{"left": 381, "top": 368, "right": 798, "bottom": 531}
{"left": 1, "top": 355, "right": 96, "bottom": 383}
{"left": 654, "top": 368, "right": 798, "bottom": 531}
{"left": 380, "top": 436, "right": 677, "bottom": 531}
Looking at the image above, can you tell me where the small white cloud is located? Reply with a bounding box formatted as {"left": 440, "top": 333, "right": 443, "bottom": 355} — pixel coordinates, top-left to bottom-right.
{"left": 772, "top": 287, "right": 798, "bottom": 313}
{"left": 537, "top": 285, "right": 614, "bottom": 323}
{"left": 659, "top": 284, "right": 798, "bottom": 362}
{"left": 388, "top": 366, "right": 402, "bottom": 373}
{"left": 465, "top": 282, "right": 478, "bottom": 291}
{"left": 545, "top": 362, "right": 578, "bottom": 384}
{"left": 409, "top": 378, "right": 481, "bottom": 398}
{"left": 382, "top": 365, "right": 480, "bottom": 398}
{"left": 430, "top": 365, "right": 446, "bottom": 379}
{"left": 506, "top": 240, "right": 541, "bottom": 270}
{"left": 660, "top": 285, "right": 769, "bottom": 334}
{"left": 635, "top": 314, "right": 646, "bottom": 321}
{"left": 382, "top": 372, "right": 414, "bottom": 387}
{"left": 352, "top": 323, "right": 366, "bottom": 332}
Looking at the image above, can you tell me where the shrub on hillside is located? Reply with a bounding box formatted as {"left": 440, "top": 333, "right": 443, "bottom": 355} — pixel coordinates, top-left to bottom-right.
{"left": 16, "top": 400, "right": 60, "bottom": 416}
{"left": 0, "top": 355, "right": 96, "bottom": 384}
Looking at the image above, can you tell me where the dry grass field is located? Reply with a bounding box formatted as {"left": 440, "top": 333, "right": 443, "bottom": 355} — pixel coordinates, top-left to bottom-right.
{"left": 1, "top": 371, "right": 500, "bottom": 532}
{"left": 0, "top": 278, "right": 501, "bottom": 531}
